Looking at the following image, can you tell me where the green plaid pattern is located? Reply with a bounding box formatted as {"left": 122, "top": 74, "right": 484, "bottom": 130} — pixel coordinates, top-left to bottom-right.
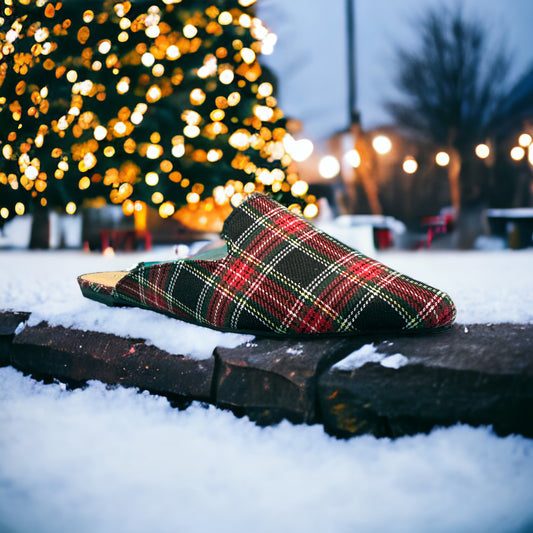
{"left": 113, "top": 194, "right": 456, "bottom": 335}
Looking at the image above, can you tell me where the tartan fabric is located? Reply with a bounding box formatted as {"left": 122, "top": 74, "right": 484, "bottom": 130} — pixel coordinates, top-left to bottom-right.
{"left": 115, "top": 194, "right": 456, "bottom": 335}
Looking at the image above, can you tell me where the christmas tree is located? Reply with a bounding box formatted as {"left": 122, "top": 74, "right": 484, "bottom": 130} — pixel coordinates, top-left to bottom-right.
{"left": 1, "top": 0, "right": 316, "bottom": 230}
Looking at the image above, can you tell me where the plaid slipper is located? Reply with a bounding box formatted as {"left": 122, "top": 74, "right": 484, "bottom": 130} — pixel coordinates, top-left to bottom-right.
{"left": 78, "top": 193, "right": 456, "bottom": 336}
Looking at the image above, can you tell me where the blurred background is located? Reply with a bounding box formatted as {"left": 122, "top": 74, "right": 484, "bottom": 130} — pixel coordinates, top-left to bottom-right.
{"left": 1, "top": 0, "right": 533, "bottom": 252}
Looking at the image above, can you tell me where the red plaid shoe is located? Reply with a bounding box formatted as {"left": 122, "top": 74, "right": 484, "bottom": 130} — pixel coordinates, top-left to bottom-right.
{"left": 78, "top": 193, "right": 456, "bottom": 336}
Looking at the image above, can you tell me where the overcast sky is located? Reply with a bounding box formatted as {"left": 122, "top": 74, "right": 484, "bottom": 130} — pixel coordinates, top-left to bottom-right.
{"left": 257, "top": 0, "right": 533, "bottom": 140}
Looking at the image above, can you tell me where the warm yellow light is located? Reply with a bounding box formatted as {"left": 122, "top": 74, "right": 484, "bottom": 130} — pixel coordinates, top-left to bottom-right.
{"left": 35, "top": 134, "right": 44, "bottom": 148}
{"left": 104, "top": 146, "right": 115, "bottom": 157}
{"left": 207, "top": 149, "right": 223, "bottom": 162}
{"left": 159, "top": 202, "right": 175, "bottom": 218}
{"left": 98, "top": 40, "right": 112, "bottom": 54}
{"left": 184, "top": 125, "right": 200, "bottom": 138}
{"left": 66, "top": 70, "right": 78, "bottom": 83}
{"left": 190, "top": 88, "right": 206, "bottom": 105}
{"left": 231, "top": 193, "right": 244, "bottom": 207}
{"left": 141, "top": 52, "right": 155, "bottom": 67}
{"left": 145, "top": 25, "right": 160, "bottom": 38}
{"left": 239, "top": 14, "right": 252, "bottom": 27}
{"left": 475, "top": 143, "right": 490, "bottom": 159}
{"left": 303, "top": 203, "right": 318, "bottom": 219}
{"left": 146, "top": 86, "right": 162, "bottom": 103}
{"left": 229, "top": 130, "right": 250, "bottom": 150}
{"left": 318, "top": 155, "right": 340, "bottom": 179}
{"left": 0, "top": 208, "right": 9, "bottom": 219}
{"left": 24, "top": 165, "right": 38, "bottom": 180}
{"left": 182, "top": 110, "right": 202, "bottom": 125}
{"left": 172, "top": 144, "right": 185, "bottom": 158}
{"left": 518, "top": 133, "right": 532, "bottom": 147}
{"left": 65, "top": 202, "right": 77, "bottom": 215}
{"left": 131, "top": 111, "right": 144, "bottom": 125}
{"left": 116, "top": 77, "right": 130, "bottom": 94}
{"left": 187, "top": 192, "right": 200, "bottom": 204}
{"left": 210, "top": 109, "right": 225, "bottom": 121}
{"left": 257, "top": 82, "right": 273, "bottom": 97}
{"left": 283, "top": 135, "right": 314, "bottom": 162}
{"left": 529, "top": 145, "right": 533, "bottom": 166}
{"left": 261, "top": 32, "right": 277, "bottom": 55}
{"left": 151, "top": 192, "right": 164, "bottom": 204}
{"left": 81, "top": 153, "right": 97, "bottom": 171}
{"left": 219, "top": 69, "right": 234, "bottom": 85}
{"left": 83, "top": 10, "right": 94, "bottom": 23}
{"left": 253, "top": 105, "right": 274, "bottom": 121}
{"left": 122, "top": 200, "right": 135, "bottom": 216}
{"left": 291, "top": 180, "right": 309, "bottom": 197}
{"left": 218, "top": 11, "right": 233, "bottom": 24}
{"left": 15, "top": 202, "right": 25, "bottom": 216}
{"left": 344, "top": 149, "right": 361, "bottom": 168}
{"left": 372, "top": 135, "right": 392, "bottom": 155}
{"left": 257, "top": 170, "right": 274, "bottom": 185}
{"left": 223, "top": 94, "right": 238, "bottom": 108}
{"left": 119, "top": 17, "right": 131, "bottom": 30}
{"left": 94, "top": 125, "right": 107, "bottom": 140}
{"left": 240, "top": 48, "right": 256, "bottom": 64}
{"left": 57, "top": 116, "right": 69, "bottom": 131}
{"left": 114, "top": 121, "right": 127, "bottom": 135}
{"left": 2, "top": 145, "right": 13, "bottom": 159}
{"left": 146, "top": 144, "right": 162, "bottom": 159}
{"left": 183, "top": 24, "right": 198, "bottom": 38}
{"left": 402, "top": 157, "right": 418, "bottom": 174}
{"left": 435, "top": 151, "right": 450, "bottom": 166}
{"left": 166, "top": 45, "right": 180, "bottom": 60}
{"left": 145, "top": 172, "right": 159, "bottom": 186}
{"left": 79, "top": 176, "right": 91, "bottom": 190}
{"left": 510, "top": 146, "right": 525, "bottom": 161}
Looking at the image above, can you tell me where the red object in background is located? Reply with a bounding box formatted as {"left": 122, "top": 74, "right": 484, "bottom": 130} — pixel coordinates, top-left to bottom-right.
{"left": 374, "top": 228, "right": 393, "bottom": 249}
{"left": 421, "top": 216, "right": 448, "bottom": 247}
{"left": 100, "top": 229, "right": 152, "bottom": 251}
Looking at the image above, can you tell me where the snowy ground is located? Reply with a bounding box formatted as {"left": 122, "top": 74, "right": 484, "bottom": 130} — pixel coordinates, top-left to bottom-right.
{"left": 1, "top": 247, "right": 533, "bottom": 532}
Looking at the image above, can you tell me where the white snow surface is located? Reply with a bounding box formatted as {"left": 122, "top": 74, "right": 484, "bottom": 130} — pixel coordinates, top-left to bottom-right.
{"left": 1, "top": 248, "right": 533, "bottom": 532}
{"left": 0, "top": 367, "right": 532, "bottom": 533}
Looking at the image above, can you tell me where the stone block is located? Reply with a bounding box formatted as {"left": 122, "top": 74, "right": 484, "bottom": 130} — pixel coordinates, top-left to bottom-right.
{"left": 215, "top": 337, "right": 359, "bottom": 425}
{"left": 12, "top": 322, "right": 215, "bottom": 400}
{"left": 0, "top": 311, "right": 30, "bottom": 367}
{"left": 318, "top": 324, "right": 533, "bottom": 438}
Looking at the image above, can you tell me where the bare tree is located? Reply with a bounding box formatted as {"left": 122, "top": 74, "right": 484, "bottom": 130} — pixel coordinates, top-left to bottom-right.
{"left": 386, "top": 4, "right": 512, "bottom": 232}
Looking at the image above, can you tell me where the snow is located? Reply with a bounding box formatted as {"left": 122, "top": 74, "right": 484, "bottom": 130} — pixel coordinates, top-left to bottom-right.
{"left": 1, "top": 366, "right": 533, "bottom": 533}
{"left": 1, "top": 247, "right": 533, "bottom": 531}
{"left": 334, "top": 343, "right": 410, "bottom": 371}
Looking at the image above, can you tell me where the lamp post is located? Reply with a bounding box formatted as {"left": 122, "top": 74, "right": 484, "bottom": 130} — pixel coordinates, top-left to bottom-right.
{"left": 346, "top": 0, "right": 360, "bottom": 127}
